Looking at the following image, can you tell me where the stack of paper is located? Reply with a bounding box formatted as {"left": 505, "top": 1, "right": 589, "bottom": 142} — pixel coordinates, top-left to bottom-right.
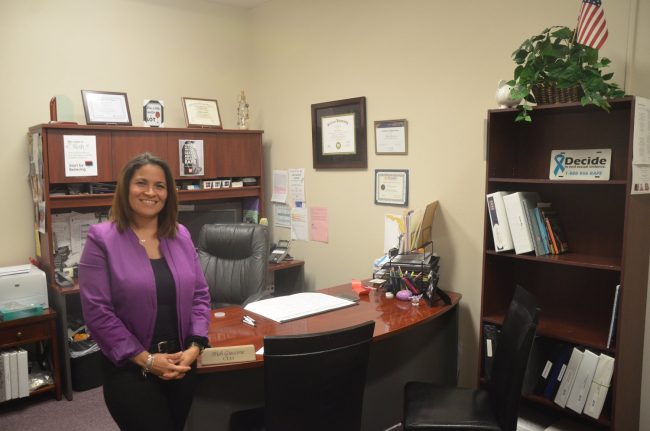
{"left": 244, "top": 292, "right": 357, "bottom": 323}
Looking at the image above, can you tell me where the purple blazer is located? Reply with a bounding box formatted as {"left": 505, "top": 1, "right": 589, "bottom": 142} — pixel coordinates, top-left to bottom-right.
{"left": 79, "top": 222, "right": 211, "bottom": 366}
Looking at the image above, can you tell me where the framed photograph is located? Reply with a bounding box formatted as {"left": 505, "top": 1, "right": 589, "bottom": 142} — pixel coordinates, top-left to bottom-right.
{"left": 182, "top": 97, "right": 222, "bottom": 128}
{"left": 81, "top": 90, "right": 132, "bottom": 125}
{"left": 213, "top": 180, "right": 222, "bottom": 189}
{"left": 375, "top": 119, "right": 407, "bottom": 154}
{"left": 311, "top": 97, "right": 366, "bottom": 169}
{"left": 375, "top": 169, "right": 409, "bottom": 206}
{"left": 178, "top": 140, "right": 204, "bottom": 176}
{"left": 222, "top": 179, "right": 231, "bottom": 188}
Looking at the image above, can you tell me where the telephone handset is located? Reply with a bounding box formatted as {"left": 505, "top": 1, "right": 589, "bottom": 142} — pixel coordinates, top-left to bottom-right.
{"left": 269, "top": 240, "right": 291, "bottom": 264}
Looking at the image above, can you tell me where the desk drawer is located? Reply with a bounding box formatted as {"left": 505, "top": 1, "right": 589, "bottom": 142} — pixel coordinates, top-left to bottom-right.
{"left": 0, "top": 320, "right": 50, "bottom": 346}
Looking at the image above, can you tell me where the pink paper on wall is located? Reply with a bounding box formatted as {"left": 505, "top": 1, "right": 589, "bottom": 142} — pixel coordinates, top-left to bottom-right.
{"left": 309, "top": 207, "right": 329, "bottom": 243}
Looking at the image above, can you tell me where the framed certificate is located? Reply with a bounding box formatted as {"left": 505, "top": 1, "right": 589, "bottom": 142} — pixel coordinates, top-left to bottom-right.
{"left": 375, "top": 119, "right": 407, "bottom": 154}
{"left": 182, "top": 97, "right": 222, "bottom": 128}
{"left": 81, "top": 90, "right": 132, "bottom": 125}
{"left": 375, "top": 169, "right": 409, "bottom": 206}
{"left": 311, "top": 97, "right": 366, "bottom": 169}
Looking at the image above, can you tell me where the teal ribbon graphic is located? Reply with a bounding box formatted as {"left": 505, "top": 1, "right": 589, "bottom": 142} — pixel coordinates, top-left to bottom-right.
{"left": 553, "top": 153, "right": 566, "bottom": 175}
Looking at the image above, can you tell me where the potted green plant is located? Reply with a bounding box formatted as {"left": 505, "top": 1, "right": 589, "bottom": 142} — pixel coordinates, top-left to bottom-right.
{"left": 508, "top": 26, "right": 624, "bottom": 122}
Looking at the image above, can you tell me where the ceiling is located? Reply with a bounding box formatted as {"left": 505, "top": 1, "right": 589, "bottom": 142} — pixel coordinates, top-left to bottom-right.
{"left": 206, "top": 0, "right": 269, "bottom": 8}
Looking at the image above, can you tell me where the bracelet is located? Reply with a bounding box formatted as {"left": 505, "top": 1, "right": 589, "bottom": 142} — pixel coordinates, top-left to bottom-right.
{"left": 189, "top": 342, "right": 205, "bottom": 353}
{"left": 142, "top": 353, "right": 155, "bottom": 377}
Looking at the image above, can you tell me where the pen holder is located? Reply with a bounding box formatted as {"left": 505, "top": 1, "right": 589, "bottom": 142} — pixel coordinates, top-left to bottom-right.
{"left": 389, "top": 274, "right": 401, "bottom": 294}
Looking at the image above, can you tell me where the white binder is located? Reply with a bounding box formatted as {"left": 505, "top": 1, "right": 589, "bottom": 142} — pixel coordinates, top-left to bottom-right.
{"left": 583, "top": 353, "right": 615, "bottom": 419}
{"left": 566, "top": 349, "right": 599, "bottom": 413}
{"left": 486, "top": 191, "right": 514, "bottom": 252}
{"left": 503, "top": 192, "right": 540, "bottom": 254}
{"left": 554, "top": 347, "right": 583, "bottom": 408}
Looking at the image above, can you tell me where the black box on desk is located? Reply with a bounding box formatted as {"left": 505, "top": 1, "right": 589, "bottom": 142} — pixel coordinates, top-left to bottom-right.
{"left": 70, "top": 350, "right": 103, "bottom": 391}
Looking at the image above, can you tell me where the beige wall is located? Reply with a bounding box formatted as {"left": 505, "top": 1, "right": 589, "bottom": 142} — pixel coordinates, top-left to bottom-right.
{"left": 249, "top": 0, "right": 636, "bottom": 387}
{"left": 0, "top": 0, "right": 646, "bottom": 406}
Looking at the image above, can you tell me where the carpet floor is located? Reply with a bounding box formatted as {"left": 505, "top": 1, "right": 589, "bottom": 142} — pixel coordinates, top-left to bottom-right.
{"left": 0, "top": 386, "right": 117, "bottom": 431}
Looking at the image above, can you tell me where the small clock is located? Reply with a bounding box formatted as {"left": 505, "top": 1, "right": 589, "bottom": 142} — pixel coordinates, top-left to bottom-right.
{"left": 143, "top": 99, "right": 164, "bottom": 127}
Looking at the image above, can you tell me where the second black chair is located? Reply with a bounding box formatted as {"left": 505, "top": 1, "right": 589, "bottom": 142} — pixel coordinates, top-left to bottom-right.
{"left": 230, "top": 320, "right": 376, "bottom": 431}
{"left": 402, "top": 286, "right": 539, "bottom": 431}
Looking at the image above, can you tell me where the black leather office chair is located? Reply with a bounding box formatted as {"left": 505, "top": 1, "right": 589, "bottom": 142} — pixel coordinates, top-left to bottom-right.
{"left": 198, "top": 223, "right": 270, "bottom": 308}
{"left": 229, "top": 320, "right": 376, "bottom": 431}
{"left": 402, "top": 286, "right": 539, "bottom": 431}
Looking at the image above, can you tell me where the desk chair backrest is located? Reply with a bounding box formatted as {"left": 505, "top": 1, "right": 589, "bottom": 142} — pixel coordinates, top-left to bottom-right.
{"left": 488, "top": 286, "right": 540, "bottom": 431}
{"left": 198, "top": 223, "right": 269, "bottom": 308}
{"left": 262, "top": 320, "right": 375, "bottom": 431}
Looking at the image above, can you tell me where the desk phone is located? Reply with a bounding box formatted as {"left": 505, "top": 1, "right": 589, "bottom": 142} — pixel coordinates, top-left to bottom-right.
{"left": 270, "top": 240, "right": 291, "bottom": 264}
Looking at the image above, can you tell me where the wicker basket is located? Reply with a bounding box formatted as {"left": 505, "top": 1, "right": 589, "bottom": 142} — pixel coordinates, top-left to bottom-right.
{"left": 532, "top": 83, "right": 583, "bottom": 105}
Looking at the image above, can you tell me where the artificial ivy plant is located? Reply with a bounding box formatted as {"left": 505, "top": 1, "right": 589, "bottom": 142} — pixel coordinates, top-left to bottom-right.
{"left": 508, "top": 26, "right": 625, "bottom": 122}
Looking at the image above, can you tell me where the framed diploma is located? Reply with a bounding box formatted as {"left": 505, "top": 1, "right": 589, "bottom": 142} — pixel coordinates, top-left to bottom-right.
{"left": 311, "top": 97, "right": 366, "bottom": 169}
{"left": 375, "top": 169, "right": 409, "bottom": 206}
{"left": 375, "top": 119, "right": 407, "bottom": 154}
{"left": 182, "top": 97, "right": 222, "bottom": 128}
{"left": 81, "top": 90, "right": 132, "bottom": 125}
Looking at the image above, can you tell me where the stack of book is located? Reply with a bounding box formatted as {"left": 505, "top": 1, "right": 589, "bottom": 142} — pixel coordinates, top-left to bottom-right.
{"left": 486, "top": 191, "right": 568, "bottom": 255}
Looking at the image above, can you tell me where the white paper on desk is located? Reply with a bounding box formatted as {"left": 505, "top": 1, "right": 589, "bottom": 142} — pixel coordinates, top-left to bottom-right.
{"left": 633, "top": 97, "right": 650, "bottom": 164}
{"left": 64, "top": 135, "right": 98, "bottom": 177}
{"left": 288, "top": 168, "right": 305, "bottom": 206}
{"left": 244, "top": 292, "right": 356, "bottom": 323}
{"left": 274, "top": 203, "right": 291, "bottom": 228}
{"left": 290, "top": 207, "right": 309, "bottom": 241}
{"left": 271, "top": 170, "right": 288, "bottom": 203}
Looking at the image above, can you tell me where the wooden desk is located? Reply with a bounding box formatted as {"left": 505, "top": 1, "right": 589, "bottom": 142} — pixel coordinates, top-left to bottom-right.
{"left": 188, "top": 284, "right": 460, "bottom": 430}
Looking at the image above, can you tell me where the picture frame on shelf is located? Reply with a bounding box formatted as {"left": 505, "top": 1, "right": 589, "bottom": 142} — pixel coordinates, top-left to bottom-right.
{"left": 375, "top": 169, "right": 408, "bottom": 206}
{"left": 182, "top": 97, "right": 222, "bottom": 128}
{"left": 143, "top": 99, "right": 164, "bottom": 127}
{"left": 81, "top": 90, "right": 132, "bottom": 125}
{"left": 311, "top": 97, "right": 367, "bottom": 169}
{"left": 375, "top": 119, "right": 408, "bottom": 154}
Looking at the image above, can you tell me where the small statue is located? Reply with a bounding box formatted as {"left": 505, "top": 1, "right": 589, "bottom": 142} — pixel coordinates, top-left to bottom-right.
{"left": 237, "top": 90, "right": 250, "bottom": 129}
{"left": 495, "top": 80, "right": 522, "bottom": 108}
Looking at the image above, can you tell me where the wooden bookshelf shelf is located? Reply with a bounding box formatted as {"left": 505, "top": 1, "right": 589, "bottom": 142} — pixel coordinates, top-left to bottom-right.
{"left": 480, "top": 97, "right": 649, "bottom": 430}
{"left": 484, "top": 250, "right": 621, "bottom": 271}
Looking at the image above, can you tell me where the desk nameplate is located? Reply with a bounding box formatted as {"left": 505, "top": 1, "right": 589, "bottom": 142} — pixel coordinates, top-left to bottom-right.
{"left": 201, "top": 345, "right": 256, "bottom": 365}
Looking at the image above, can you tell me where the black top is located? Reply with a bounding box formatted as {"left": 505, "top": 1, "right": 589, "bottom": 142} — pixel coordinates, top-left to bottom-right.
{"left": 150, "top": 258, "right": 179, "bottom": 349}
{"left": 149, "top": 257, "right": 209, "bottom": 352}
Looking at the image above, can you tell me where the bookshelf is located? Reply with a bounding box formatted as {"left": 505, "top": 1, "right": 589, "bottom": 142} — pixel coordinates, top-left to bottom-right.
{"left": 28, "top": 124, "right": 265, "bottom": 400}
{"left": 480, "top": 97, "right": 650, "bottom": 430}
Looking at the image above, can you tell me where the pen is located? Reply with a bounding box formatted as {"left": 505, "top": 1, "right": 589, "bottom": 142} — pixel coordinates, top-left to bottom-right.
{"left": 242, "top": 317, "right": 256, "bottom": 327}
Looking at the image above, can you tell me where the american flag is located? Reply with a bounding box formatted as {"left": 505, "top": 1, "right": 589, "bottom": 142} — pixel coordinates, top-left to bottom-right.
{"left": 576, "top": 0, "right": 608, "bottom": 49}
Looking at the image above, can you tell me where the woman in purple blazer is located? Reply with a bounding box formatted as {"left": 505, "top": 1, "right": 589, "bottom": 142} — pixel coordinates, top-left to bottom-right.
{"left": 79, "top": 153, "right": 211, "bottom": 431}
